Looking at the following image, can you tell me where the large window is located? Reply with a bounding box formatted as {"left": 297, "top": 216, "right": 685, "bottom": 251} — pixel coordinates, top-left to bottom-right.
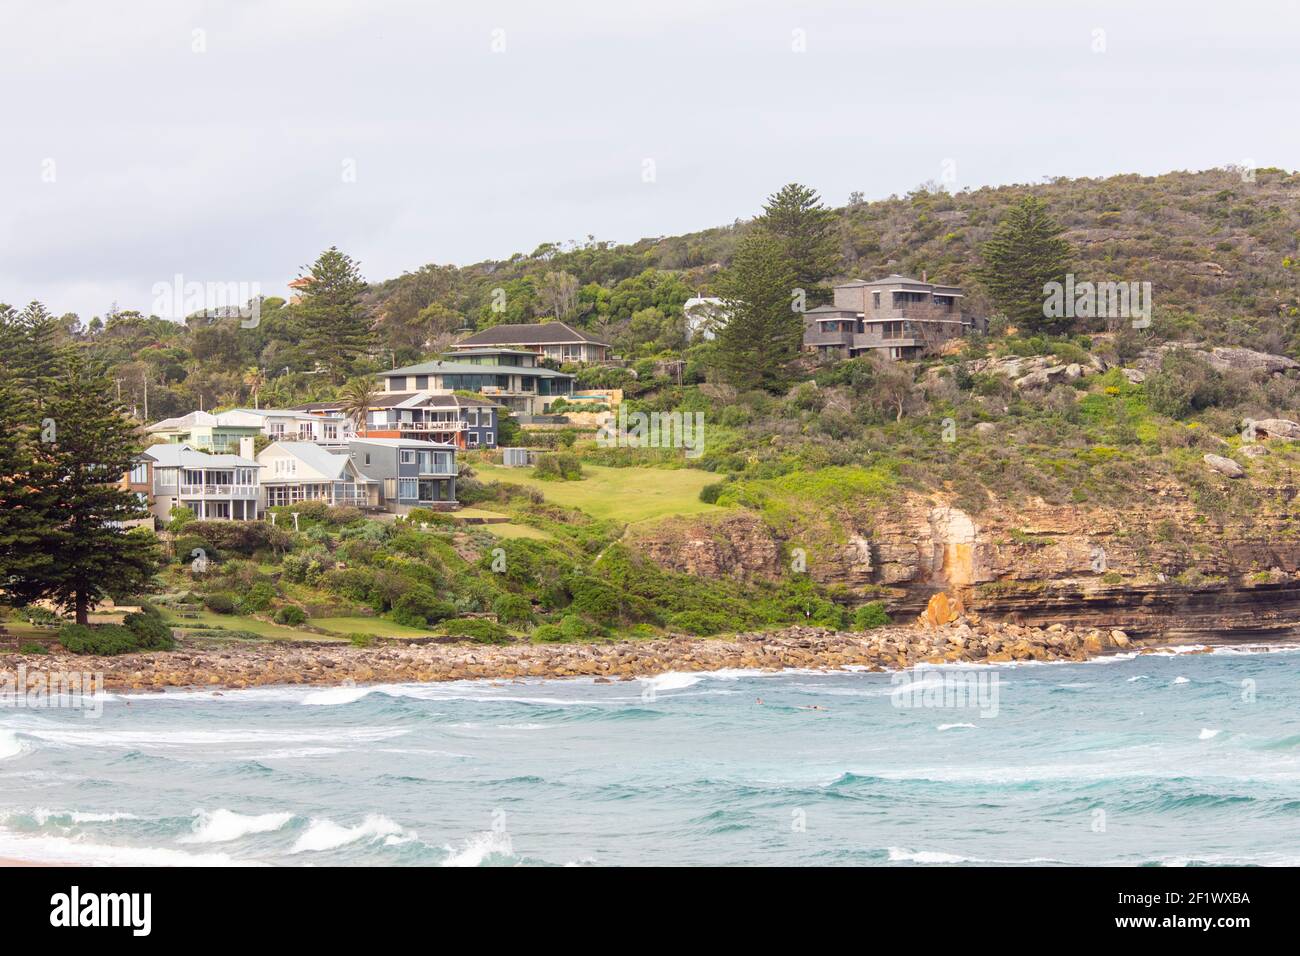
{"left": 398, "top": 478, "right": 418, "bottom": 500}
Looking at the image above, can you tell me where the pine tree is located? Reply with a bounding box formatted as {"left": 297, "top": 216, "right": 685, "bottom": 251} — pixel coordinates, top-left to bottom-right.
{"left": 714, "top": 229, "right": 801, "bottom": 393}
{"left": 2, "top": 354, "right": 160, "bottom": 624}
{"left": 757, "top": 183, "right": 840, "bottom": 293}
{"left": 974, "top": 196, "right": 1074, "bottom": 333}
{"left": 295, "top": 247, "right": 374, "bottom": 383}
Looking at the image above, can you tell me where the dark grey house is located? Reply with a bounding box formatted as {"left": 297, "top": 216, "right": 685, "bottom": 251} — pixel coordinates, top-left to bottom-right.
{"left": 347, "top": 438, "right": 457, "bottom": 513}
{"left": 804, "top": 274, "right": 977, "bottom": 360}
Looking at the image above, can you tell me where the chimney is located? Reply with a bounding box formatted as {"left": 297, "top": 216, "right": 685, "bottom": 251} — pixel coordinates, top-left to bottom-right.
{"left": 922, "top": 269, "right": 928, "bottom": 283}
{"left": 240, "top": 435, "right": 255, "bottom": 459}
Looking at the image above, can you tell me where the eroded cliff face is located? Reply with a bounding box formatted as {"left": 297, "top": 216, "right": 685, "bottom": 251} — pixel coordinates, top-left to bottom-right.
{"left": 628, "top": 482, "right": 1300, "bottom": 638}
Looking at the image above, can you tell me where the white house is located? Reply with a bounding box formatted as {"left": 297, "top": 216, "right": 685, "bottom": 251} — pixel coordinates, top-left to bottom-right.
{"left": 257, "top": 442, "right": 378, "bottom": 509}
{"left": 141, "top": 443, "right": 262, "bottom": 522}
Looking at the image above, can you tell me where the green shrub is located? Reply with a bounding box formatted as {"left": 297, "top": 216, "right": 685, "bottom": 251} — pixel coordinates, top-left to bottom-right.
{"left": 59, "top": 624, "right": 144, "bottom": 656}
{"left": 237, "top": 581, "right": 277, "bottom": 614}
{"left": 20, "top": 606, "right": 61, "bottom": 627}
{"left": 665, "top": 610, "right": 731, "bottom": 636}
{"left": 123, "top": 611, "right": 176, "bottom": 650}
{"left": 852, "top": 601, "right": 890, "bottom": 630}
{"left": 347, "top": 632, "right": 376, "bottom": 647}
{"left": 699, "top": 480, "right": 727, "bottom": 504}
{"left": 203, "top": 593, "right": 237, "bottom": 614}
{"left": 558, "top": 614, "right": 596, "bottom": 641}
{"left": 274, "top": 606, "right": 307, "bottom": 626}
{"left": 532, "top": 623, "right": 565, "bottom": 642}
{"left": 167, "top": 506, "right": 196, "bottom": 533}
{"left": 491, "top": 593, "right": 533, "bottom": 625}
{"left": 18, "top": 642, "right": 50, "bottom": 655}
{"left": 533, "top": 453, "right": 584, "bottom": 481}
{"left": 390, "top": 585, "right": 456, "bottom": 628}
{"left": 439, "top": 619, "right": 512, "bottom": 644}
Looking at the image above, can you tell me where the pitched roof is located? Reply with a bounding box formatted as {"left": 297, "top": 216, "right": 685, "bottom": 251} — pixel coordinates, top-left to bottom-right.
{"left": 260, "top": 442, "right": 354, "bottom": 479}
{"left": 454, "top": 321, "right": 609, "bottom": 348}
{"left": 385, "top": 359, "right": 573, "bottom": 379}
{"left": 351, "top": 437, "right": 457, "bottom": 450}
{"left": 141, "top": 443, "right": 259, "bottom": 469}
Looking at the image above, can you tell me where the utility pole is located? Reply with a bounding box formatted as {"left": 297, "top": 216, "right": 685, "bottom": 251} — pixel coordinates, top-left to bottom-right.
{"left": 143, "top": 375, "right": 149, "bottom": 420}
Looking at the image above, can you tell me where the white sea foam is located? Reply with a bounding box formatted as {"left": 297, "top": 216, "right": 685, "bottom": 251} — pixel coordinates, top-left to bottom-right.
{"left": 639, "top": 672, "right": 703, "bottom": 693}
{"left": 180, "top": 808, "right": 294, "bottom": 844}
{"left": 16, "top": 724, "right": 407, "bottom": 749}
{"left": 1128, "top": 675, "right": 1150, "bottom": 682}
{"left": 1199, "top": 728, "right": 1221, "bottom": 740}
{"left": 0, "top": 730, "right": 26, "bottom": 761}
{"left": 888, "top": 847, "right": 970, "bottom": 864}
{"left": 300, "top": 686, "right": 374, "bottom": 706}
{"left": 31, "top": 808, "right": 138, "bottom": 825}
{"left": 0, "top": 826, "right": 258, "bottom": 866}
{"left": 290, "top": 814, "right": 410, "bottom": 853}
{"left": 441, "top": 830, "right": 514, "bottom": 866}
{"left": 1172, "top": 676, "right": 1190, "bottom": 685}
{"left": 937, "top": 723, "right": 976, "bottom": 731}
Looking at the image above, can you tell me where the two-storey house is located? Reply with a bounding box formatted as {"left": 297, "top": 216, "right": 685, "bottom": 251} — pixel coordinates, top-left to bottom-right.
{"left": 804, "top": 274, "right": 975, "bottom": 361}
{"left": 141, "top": 443, "right": 262, "bottom": 522}
{"left": 450, "top": 321, "right": 612, "bottom": 364}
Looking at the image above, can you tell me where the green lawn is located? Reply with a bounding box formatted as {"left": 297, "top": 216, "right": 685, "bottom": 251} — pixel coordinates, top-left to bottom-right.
{"left": 484, "top": 522, "right": 555, "bottom": 541}
{"left": 312, "top": 616, "right": 437, "bottom": 638}
{"left": 472, "top": 463, "right": 720, "bottom": 525}
{"left": 161, "top": 609, "right": 344, "bottom": 642}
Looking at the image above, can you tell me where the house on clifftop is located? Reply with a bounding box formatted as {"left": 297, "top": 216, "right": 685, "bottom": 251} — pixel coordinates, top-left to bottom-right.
{"left": 803, "top": 274, "right": 979, "bottom": 361}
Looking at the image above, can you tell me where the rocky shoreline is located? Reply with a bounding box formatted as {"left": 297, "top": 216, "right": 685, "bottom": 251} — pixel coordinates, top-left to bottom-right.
{"left": 0, "top": 615, "right": 1190, "bottom": 693}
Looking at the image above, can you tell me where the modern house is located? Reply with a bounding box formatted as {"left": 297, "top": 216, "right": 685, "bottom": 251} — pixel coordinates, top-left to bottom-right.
{"left": 450, "top": 321, "right": 612, "bottom": 364}
{"left": 225, "top": 408, "right": 353, "bottom": 447}
{"left": 257, "top": 442, "right": 378, "bottom": 510}
{"left": 803, "top": 274, "right": 974, "bottom": 361}
{"left": 149, "top": 408, "right": 352, "bottom": 451}
{"left": 141, "top": 443, "right": 262, "bottom": 522}
{"left": 381, "top": 355, "right": 574, "bottom": 416}
{"left": 146, "top": 410, "right": 262, "bottom": 455}
{"left": 347, "top": 438, "right": 458, "bottom": 513}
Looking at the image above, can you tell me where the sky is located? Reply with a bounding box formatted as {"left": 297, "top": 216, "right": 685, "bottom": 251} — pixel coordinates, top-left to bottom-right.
{"left": 2, "top": 0, "right": 1298, "bottom": 320}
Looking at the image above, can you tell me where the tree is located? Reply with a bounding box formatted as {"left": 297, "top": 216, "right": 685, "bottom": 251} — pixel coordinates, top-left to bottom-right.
{"left": 757, "top": 183, "right": 840, "bottom": 292}
{"left": 339, "top": 378, "right": 377, "bottom": 436}
{"left": 713, "top": 230, "right": 801, "bottom": 392}
{"left": 1, "top": 354, "right": 160, "bottom": 624}
{"left": 294, "top": 247, "right": 374, "bottom": 383}
{"left": 540, "top": 271, "right": 579, "bottom": 320}
{"left": 975, "top": 196, "right": 1073, "bottom": 333}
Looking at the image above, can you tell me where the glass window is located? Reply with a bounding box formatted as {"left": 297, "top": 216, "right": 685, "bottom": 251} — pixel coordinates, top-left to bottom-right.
{"left": 398, "top": 478, "right": 418, "bottom": 500}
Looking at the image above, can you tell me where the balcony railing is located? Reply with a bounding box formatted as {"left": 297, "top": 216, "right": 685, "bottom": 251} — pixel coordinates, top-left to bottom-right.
{"left": 180, "top": 485, "right": 259, "bottom": 497}
{"left": 384, "top": 420, "right": 468, "bottom": 432}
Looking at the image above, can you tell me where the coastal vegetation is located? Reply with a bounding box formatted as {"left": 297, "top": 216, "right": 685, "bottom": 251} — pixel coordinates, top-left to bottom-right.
{"left": 5, "top": 166, "right": 1300, "bottom": 654}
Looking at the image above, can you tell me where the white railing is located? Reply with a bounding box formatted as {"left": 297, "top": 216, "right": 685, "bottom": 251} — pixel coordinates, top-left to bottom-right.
{"left": 180, "top": 485, "right": 259, "bottom": 497}
{"left": 382, "top": 420, "right": 468, "bottom": 432}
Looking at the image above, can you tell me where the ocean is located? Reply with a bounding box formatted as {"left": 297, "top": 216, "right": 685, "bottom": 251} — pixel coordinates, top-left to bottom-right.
{"left": 2, "top": 644, "right": 1298, "bottom": 866}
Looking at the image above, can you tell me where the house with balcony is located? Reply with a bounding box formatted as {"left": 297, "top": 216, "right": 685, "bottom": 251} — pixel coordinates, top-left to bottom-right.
{"left": 381, "top": 356, "right": 573, "bottom": 416}
{"left": 257, "top": 442, "right": 379, "bottom": 510}
{"left": 146, "top": 410, "right": 263, "bottom": 454}
{"left": 114, "top": 455, "right": 156, "bottom": 529}
{"left": 225, "top": 408, "right": 354, "bottom": 447}
{"left": 141, "top": 443, "right": 262, "bottom": 522}
{"left": 346, "top": 393, "right": 500, "bottom": 449}
{"left": 347, "top": 438, "right": 458, "bottom": 513}
{"left": 450, "top": 321, "right": 612, "bottom": 364}
{"left": 803, "top": 274, "right": 975, "bottom": 361}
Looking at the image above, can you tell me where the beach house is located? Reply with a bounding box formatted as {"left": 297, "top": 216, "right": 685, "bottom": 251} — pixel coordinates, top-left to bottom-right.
{"left": 803, "top": 274, "right": 976, "bottom": 361}
{"left": 140, "top": 443, "right": 262, "bottom": 522}
{"left": 450, "top": 321, "right": 612, "bottom": 364}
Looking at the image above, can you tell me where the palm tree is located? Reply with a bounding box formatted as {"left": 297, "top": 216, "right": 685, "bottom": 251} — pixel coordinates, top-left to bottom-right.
{"left": 242, "top": 366, "right": 265, "bottom": 408}
{"left": 339, "top": 378, "right": 376, "bottom": 437}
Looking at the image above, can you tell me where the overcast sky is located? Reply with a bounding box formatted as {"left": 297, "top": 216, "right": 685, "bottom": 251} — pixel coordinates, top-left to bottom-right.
{"left": 2, "top": 0, "right": 1298, "bottom": 320}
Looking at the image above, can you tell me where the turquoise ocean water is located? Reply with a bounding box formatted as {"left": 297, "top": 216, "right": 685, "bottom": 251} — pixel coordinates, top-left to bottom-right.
{"left": 1, "top": 644, "right": 1298, "bottom": 866}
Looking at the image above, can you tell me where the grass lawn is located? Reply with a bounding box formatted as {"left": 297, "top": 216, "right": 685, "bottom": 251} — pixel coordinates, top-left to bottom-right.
{"left": 312, "top": 616, "right": 437, "bottom": 638}
{"left": 472, "top": 462, "right": 720, "bottom": 525}
{"left": 484, "top": 522, "right": 555, "bottom": 541}
{"left": 161, "top": 609, "right": 344, "bottom": 642}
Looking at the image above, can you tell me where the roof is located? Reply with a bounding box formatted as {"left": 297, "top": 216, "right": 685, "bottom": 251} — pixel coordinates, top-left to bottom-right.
{"left": 147, "top": 410, "right": 218, "bottom": 432}
{"left": 453, "top": 321, "right": 609, "bottom": 348}
{"left": 259, "top": 441, "right": 355, "bottom": 480}
{"left": 445, "top": 346, "right": 537, "bottom": 357}
{"left": 805, "top": 305, "right": 858, "bottom": 314}
{"left": 835, "top": 273, "right": 963, "bottom": 293}
{"left": 141, "top": 443, "right": 259, "bottom": 469}
{"left": 385, "top": 360, "right": 574, "bottom": 379}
